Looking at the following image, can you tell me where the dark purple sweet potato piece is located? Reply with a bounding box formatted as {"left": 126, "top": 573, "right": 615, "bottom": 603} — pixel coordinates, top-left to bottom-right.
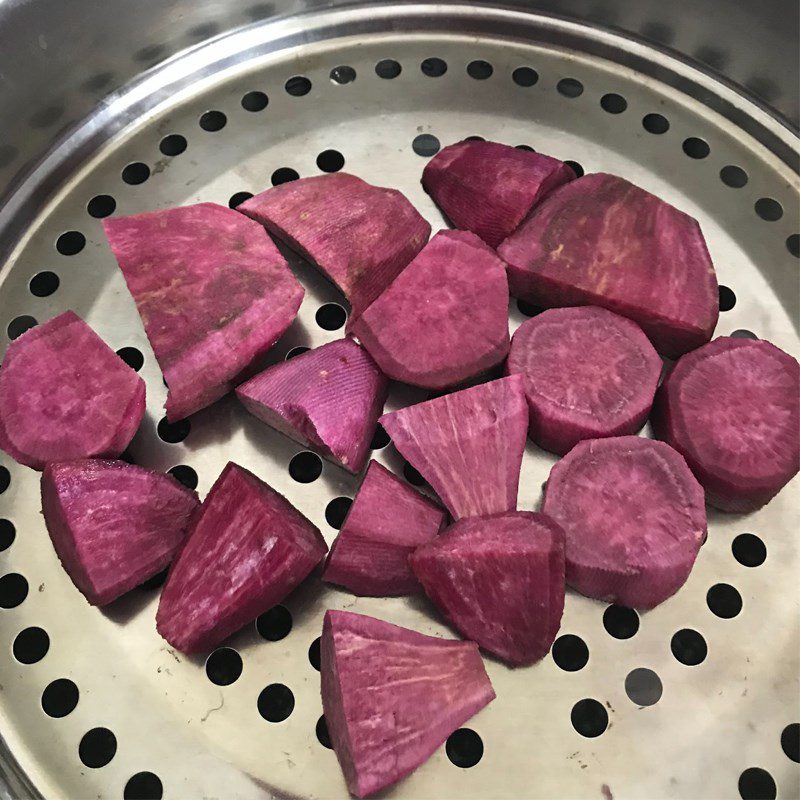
{"left": 507, "top": 306, "right": 662, "bottom": 455}
{"left": 498, "top": 173, "right": 719, "bottom": 358}
{"left": 380, "top": 376, "right": 528, "bottom": 519}
{"left": 157, "top": 462, "right": 327, "bottom": 653}
{"left": 103, "top": 203, "right": 304, "bottom": 421}
{"left": 410, "top": 511, "right": 565, "bottom": 665}
{"left": 321, "top": 609, "right": 495, "bottom": 798}
{"left": 0, "top": 311, "right": 145, "bottom": 470}
{"left": 352, "top": 230, "right": 510, "bottom": 389}
{"left": 41, "top": 459, "right": 199, "bottom": 606}
{"left": 422, "top": 140, "right": 575, "bottom": 247}
{"left": 653, "top": 337, "right": 799, "bottom": 513}
{"left": 323, "top": 460, "right": 446, "bottom": 596}
{"left": 236, "top": 338, "right": 388, "bottom": 473}
{"left": 543, "top": 436, "right": 706, "bottom": 609}
{"left": 239, "top": 173, "right": 430, "bottom": 321}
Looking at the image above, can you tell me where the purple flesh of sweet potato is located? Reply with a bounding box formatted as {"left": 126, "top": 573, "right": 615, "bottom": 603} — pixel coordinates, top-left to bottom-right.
{"left": 380, "top": 375, "right": 528, "bottom": 519}
{"left": 410, "top": 511, "right": 565, "bottom": 665}
{"left": 507, "top": 306, "right": 662, "bottom": 455}
{"left": 653, "top": 336, "right": 799, "bottom": 513}
{"left": 236, "top": 338, "right": 388, "bottom": 474}
{"left": 0, "top": 311, "right": 145, "bottom": 470}
{"left": 542, "top": 436, "right": 706, "bottom": 609}
{"left": 103, "top": 203, "right": 304, "bottom": 421}
{"left": 239, "top": 173, "right": 430, "bottom": 322}
{"left": 498, "top": 173, "right": 719, "bottom": 358}
{"left": 323, "top": 460, "right": 446, "bottom": 596}
{"left": 352, "top": 230, "right": 510, "bottom": 389}
{"left": 321, "top": 609, "right": 495, "bottom": 798}
{"left": 157, "top": 462, "right": 327, "bottom": 653}
{"left": 422, "top": 140, "right": 575, "bottom": 248}
{"left": 41, "top": 459, "right": 199, "bottom": 606}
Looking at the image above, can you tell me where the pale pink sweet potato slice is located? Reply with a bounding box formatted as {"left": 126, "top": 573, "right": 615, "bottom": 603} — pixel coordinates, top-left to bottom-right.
{"left": 410, "top": 511, "right": 565, "bottom": 665}
{"left": 507, "top": 306, "right": 662, "bottom": 455}
{"left": 352, "top": 230, "right": 510, "bottom": 389}
{"left": 157, "top": 462, "right": 327, "bottom": 653}
{"left": 0, "top": 311, "right": 145, "bottom": 470}
{"left": 321, "top": 609, "right": 495, "bottom": 798}
{"left": 103, "top": 203, "right": 304, "bottom": 421}
{"left": 323, "top": 460, "right": 446, "bottom": 596}
{"left": 422, "top": 140, "right": 575, "bottom": 247}
{"left": 236, "top": 338, "right": 388, "bottom": 474}
{"left": 380, "top": 376, "right": 528, "bottom": 519}
{"left": 498, "top": 173, "right": 719, "bottom": 358}
{"left": 653, "top": 336, "right": 799, "bottom": 512}
{"left": 239, "top": 173, "right": 430, "bottom": 321}
{"left": 542, "top": 436, "right": 706, "bottom": 609}
{"left": 41, "top": 459, "right": 199, "bottom": 606}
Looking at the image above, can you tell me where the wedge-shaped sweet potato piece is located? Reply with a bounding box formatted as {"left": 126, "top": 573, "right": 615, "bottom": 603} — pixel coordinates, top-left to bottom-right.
{"left": 103, "top": 203, "right": 304, "bottom": 421}
{"left": 239, "top": 173, "right": 430, "bottom": 321}
{"left": 411, "top": 511, "right": 565, "bottom": 665}
{"left": 422, "top": 140, "right": 575, "bottom": 247}
{"left": 507, "top": 306, "right": 662, "bottom": 455}
{"left": 653, "top": 337, "right": 799, "bottom": 512}
{"left": 237, "top": 338, "right": 388, "bottom": 473}
{"left": 543, "top": 436, "right": 706, "bottom": 609}
{"left": 323, "top": 460, "right": 446, "bottom": 596}
{"left": 352, "top": 230, "right": 510, "bottom": 389}
{"left": 321, "top": 609, "right": 495, "bottom": 798}
{"left": 0, "top": 311, "right": 145, "bottom": 470}
{"left": 380, "top": 376, "right": 527, "bottom": 519}
{"left": 157, "top": 462, "right": 327, "bottom": 653}
{"left": 41, "top": 459, "right": 199, "bottom": 606}
{"left": 498, "top": 173, "right": 719, "bottom": 358}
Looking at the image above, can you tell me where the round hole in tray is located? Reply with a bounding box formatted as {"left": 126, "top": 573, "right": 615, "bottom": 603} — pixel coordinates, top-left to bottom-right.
{"left": 412, "top": 133, "right": 441, "bottom": 157}
{"left": 285, "top": 346, "right": 310, "bottom": 360}
{"left": 330, "top": 65, "right": 356, "bottom": 84}
{"left": 139, "top": 569, "right": 168, "bottom": 591}
{"left": 79, "top": 727, "right": 117, "bottom": 769}
{"left": 718, "top": 284, "right": 736, "bottom": 311}
{"left": 467, "top": 60, "right": 493, "bottom": 80}
{"left": 670, "top": 628, "right": 707, "bottom": 666}
{"left": 731, "top": 329, "right": 758, "bottom": 339}
{"left": 87, "top": 194, "right": 116, "bottom": 218}
{"left": 624, "top": 668, "right": 663, "bottom": 706}
{"left": 565, "top": 160, "right": 584, "bottom": 177}
{"left": 56, "top": 230, "right": 85, "bottom": 255}
{"left": 42, "top": 678, "right": 79, "bottom": 718}
{"left": 781, "top": 723, "right": 800, "bottom": 763}
{"left": 464, "top": 135, "right": 485, "bottom": 142}
{"left": 0, "top": 466, "right": 9, "bottom": 494}
{"left": 256, "top": 605, "right": 293, "bottom": 641}
{"left": 706, "top": 583, "right": 743, "bottom": 618}
{"left": 603, "top": 605, "right": 639, "bottom": 639}
{"left": 316, "top": 715, "right": 332, "bottom": 748}
{"left": 403, "top": 461, "right": 427, "bottom": 487}
{"left": 642, "top": 112, "right": 669, "bottom": 134}
{"left": 29, "top": 271, "right": 60, "bottom": 297}
{"left": 317, "top": 149, "right": 345, "bottom": 173}
{"left": 512, "top": 66, "right": 538, "bottom": 86}
{"left": 516, "top": 144, "right": 535, "bottom": 151}
{"left": 446, "top": 728, "right": 483, "bottom": 767}
{"left": 720, "top": 164, "right": 748, "bottom": 188}
{"left": 551, "top": 634, "right": 589, "bottom": 671}
{"left": 682, "top": 137, "right": 710, "bottom": 159}
{"left": 786, "top": 233, "right": 800, "bottom": 257}
{"left": 570, "top": 699, "right": 608, "bottom": 737}
{"left": 258, "top": 683, "right": 295, "bottom": 722}
{"left": 732, "top": 533, "right": 766, "bottom": 567}
{"left": 168, "top": 465, "right": 198, "bottom": 490}
{"left": 421, "top": 57, "right": 447, "bottom": 77}
{"left": 315, "top": 302, "right": 347, "bottom": 330}
{"left": 159, "top": 134, "right": 187, "bottom": 157}
{"left": 738, "top": 767, "right": 777, "bottom": 800}
{"left": 0, "top": 519, "right": 15, "bottom": 551}
{"left": 0, "top": 573, "right": 29, "bottom": 608}
{"left": 116, "top": 346, "right": 144, "bottom": 372}
{"left": 285, "top": 76, "right": 312, "bottom": 97}
{"left": 124, "top": 771, "right": 163, "bottom": 800}
{"left": 308, "top": 637, "right": 321, "bottom": 671}
{"left": 370, "top": 424, "right": 390, "bottom": 449}
{"left": 157, "top": 417, "right": 191, "bottom": 444}
{"left": 755, "top": 197, "right": 783, "bottom": 221}
{"left": 228, "top": 191, "right": 253, "bottom": 209}
{"left": 122, "top": 162, "right": 150, "bottom": 185}
{"left": 516, "top": 299, "right": 543, "bottom": 317}
{"left": 271, "top": 167, "right": 300, "bottom": 186}
{"left": 325, "top": 497, "right": 353, "bottom": 529}
{"left": 557, "top": 77, "right": 583, "bottom": 97}
{"left": 289, "top": 452, "right": 323, "bottom": 484}
{"left": 7, "top": 315, "right": 37, "bottom": 340}
{"left": 241, "top": 90, "right": 268, "bottom": 112}
{"left": 600, "top": 92, "right": 627, "bottom": 113}
{"left": 375, "top": 58, "right": 401, "bottom": 79}
{"left": 199, "top": 110, "right": 227, "bottom": 131}
{"left": 12, "top": 626, "right": 49, "bottom": 664}
{"left": 205, "top": 647, "right": 243, "bottom": 686}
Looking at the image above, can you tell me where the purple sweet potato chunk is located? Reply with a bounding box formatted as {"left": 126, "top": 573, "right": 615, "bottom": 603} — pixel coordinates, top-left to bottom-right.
{"left": 498, "top": 173, "right": 719, "bottom": 358}
{"left": 321, "top": 609, "right": 495, "bottom": 798}
{"left": 103, "top": 203, "right": 304, "bottom": 421}
{"left": 323, "top": 460, "right": 446, "bottom": 596}
{"left": 0, "top": 311, "right": 145, "bottom": 470}
{"left": 507, "top": 306, "right": 662, "bottom": 455}
{"left": 237, "top": 338, "right": 388, "bottom": 474}
{"left": 410, "top": 511, "right": 565, "bottom": 665}
{"left": 380, "top": 376, "right": 528, "bottom": 519}
{"left": 422, "top": 140, "right": 575, "bottom": 247}
{"left": 41, "top": 459, "right": 199, "bottom": 606}
{"left": 239, "top": 173, "right": 430, "bottom": 321}
{"left": 543, "top": 436, "right": 706, "bottom": 609}
{"left": 653, "top": 337, "right": 799, "bottom": 513}
{"left": 157, "top": 462, "right": 327, "bottom": 653}
{"left": 352, "top": 230, "right": 510, "bottom": 389}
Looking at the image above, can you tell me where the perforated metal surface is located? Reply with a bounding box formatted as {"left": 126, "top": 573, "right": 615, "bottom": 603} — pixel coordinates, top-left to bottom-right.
{"left": 0, "top": 6, "right": 799, "bottom": 800}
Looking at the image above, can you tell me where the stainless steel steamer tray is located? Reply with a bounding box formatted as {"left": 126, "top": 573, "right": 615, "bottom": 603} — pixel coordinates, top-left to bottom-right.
{"left": 0, "top": 5, "right": 798, "bottom": 799}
